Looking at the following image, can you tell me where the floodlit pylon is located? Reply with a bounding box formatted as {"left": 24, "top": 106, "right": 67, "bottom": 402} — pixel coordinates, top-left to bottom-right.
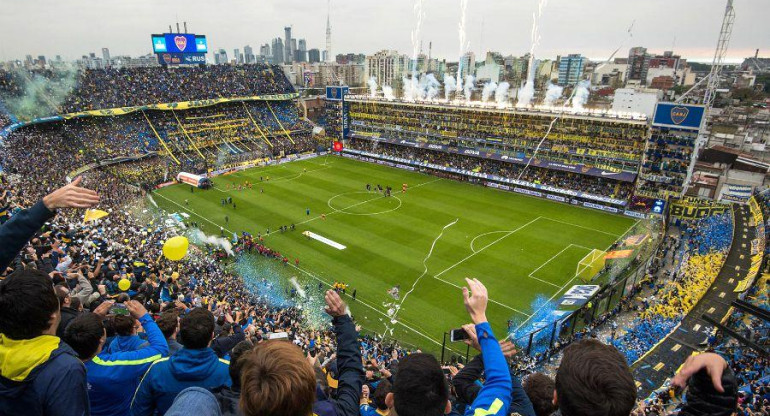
{"left": 681, "top": 0, "right": 735, "bottom": 195}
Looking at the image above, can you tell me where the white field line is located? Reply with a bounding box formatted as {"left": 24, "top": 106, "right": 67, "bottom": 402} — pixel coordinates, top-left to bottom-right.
{"left": 430, "top": 216, "right": 543, "bottom": 318}
{"left": 289, "top": 263, "right": 459, "bottom": 350}
{"left": 153, "top": 192, "right": 457, "bottom": 351}
{"left": 213, "top": 165, "right": 333, "bottom": 193}
{"left": 512, "top": 219, "right": 641, "bottom": 332}
{"left": 392, "top": 219, "right": 459, "bottom": 319}
{"left": 470, "top": 230, "right": 509, "bottom": 253}
{"left": 527, "top": 243, "right": 593, "bottom": 289}
{"left": 540, "top": 217, "right": 622, "bottom": 237}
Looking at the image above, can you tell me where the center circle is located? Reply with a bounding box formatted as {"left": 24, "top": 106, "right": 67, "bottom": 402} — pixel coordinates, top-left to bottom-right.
{"left": 327, "top": 191, "right": 403, "bottom": 216}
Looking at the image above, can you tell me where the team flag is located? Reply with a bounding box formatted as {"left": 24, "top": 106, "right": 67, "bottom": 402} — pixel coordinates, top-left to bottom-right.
{"left": 83, "top": 209, "right": 109, "bottom": 223}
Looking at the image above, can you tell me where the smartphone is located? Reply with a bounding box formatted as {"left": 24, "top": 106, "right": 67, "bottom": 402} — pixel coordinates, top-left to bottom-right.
{"left": 449, "top": 328, "right": 469, "bottom": 342}
{"left": 111, "top": 303, "right": 129, "bottom": 316}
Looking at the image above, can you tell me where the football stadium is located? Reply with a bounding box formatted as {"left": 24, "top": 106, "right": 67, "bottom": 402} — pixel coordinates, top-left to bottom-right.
{"left": 0, "top": 1, "right": 768, "bottom": 416}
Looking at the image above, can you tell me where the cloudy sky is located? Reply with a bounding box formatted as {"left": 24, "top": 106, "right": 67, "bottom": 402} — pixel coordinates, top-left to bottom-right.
{"left": 0, "top": 0, "right": 766, "bottom": 63}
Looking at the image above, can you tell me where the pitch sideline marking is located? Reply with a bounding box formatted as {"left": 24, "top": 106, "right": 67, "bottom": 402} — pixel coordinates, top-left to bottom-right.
{"left": 152, "top": 193, "right": 456, "bottom": 351}
{"left": 540, "top": 216, "right": 622, "bottom": 237}
{"left": 289, "top": 263, "right": 458, "bottom": 350}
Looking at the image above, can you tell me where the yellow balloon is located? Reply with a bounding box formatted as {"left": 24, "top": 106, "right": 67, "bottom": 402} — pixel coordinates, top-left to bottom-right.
{"left": 118, "top": 278, "right": 131, "bottom": 291}
{"left": 171, "top": 272, "right": 180, "bottom": 280}
{"left": 163, "top": 236, "right": 189, "bottom": 261}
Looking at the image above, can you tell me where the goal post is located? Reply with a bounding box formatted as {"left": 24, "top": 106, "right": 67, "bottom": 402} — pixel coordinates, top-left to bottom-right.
{"left": 576, "top": 249, "right": 606, "bottom": 283}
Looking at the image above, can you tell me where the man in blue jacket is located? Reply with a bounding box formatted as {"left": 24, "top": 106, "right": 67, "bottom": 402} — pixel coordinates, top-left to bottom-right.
{"left": 63, "top": 300, "right": 169, "bottom": 416}
{"left": 384, "top": 278, "right": 512, "bottom": 416}
{"left": 0, "top": 269, "right": 90, "bottom": 416}
{"left": 130, "top": 307, "right": 231, "bottom": 416}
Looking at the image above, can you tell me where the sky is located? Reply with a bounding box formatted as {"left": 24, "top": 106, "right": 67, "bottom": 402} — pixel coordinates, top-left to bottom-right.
{"left": 0, "top": 0, "right": 767, "bottom": 63}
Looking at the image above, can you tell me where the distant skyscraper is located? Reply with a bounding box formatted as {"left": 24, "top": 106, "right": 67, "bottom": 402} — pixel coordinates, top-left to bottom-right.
{"left": 102, "top": 48, "right": 110, "bottom": 62}
{"left": 284, "top": 26, "right": 293, "bottom": 63}
{"left": 325, "top": 0, "right": 332, "bottom": 63}
{"left": 459, "top": 52, "right": 475, "bottom": 78}
{"left": 308, "top": 49, "right": 321, "bottom": 64}
{"left": 244, "top": 45, "right": 254, "bottom": 64}
{"left": 214, "top": 49, "right": 228, "bottom": 65}
{"left": 272, "top": 38, "right": 284, "bottom": 65}
{"left": 234, "top": 48, "right": 240, "bottom": 64}
{"left": 260, "top": 44, "right": 271, "bottom": 60}
{"left": 626, "top": 47, "right": 650, "bottom": 84}
{"left": 291, "top": 38, "right": 297, "bottom": 61}
{"left": 557, "top": 54, "right": 585, "bottom": 85}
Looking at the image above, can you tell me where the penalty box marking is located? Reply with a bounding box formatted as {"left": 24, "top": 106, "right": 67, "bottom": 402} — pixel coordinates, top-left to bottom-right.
{"left": 528, "top": 244, "right": 593, "bottom": 289}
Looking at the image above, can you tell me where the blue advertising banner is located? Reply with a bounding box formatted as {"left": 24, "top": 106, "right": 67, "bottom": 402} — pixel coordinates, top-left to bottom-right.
{"left": 152, "top": 34, "right": 208, "bottom": 54}
{"left": 326, "top": 86, "right": 349, "bottom": 101}
{"left": 157, "top": 52, "right": 207, "bottom": 66}
{"left": 652, "top": 103, "right": 705, "bottom": 131}
{"left": 556, "top": 285, "right": 601, "bottom": 309}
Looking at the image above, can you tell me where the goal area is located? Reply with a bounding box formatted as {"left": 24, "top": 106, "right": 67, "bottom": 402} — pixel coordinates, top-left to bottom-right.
{"left": 576, "top": 249, "right": 606, "bottom": 283}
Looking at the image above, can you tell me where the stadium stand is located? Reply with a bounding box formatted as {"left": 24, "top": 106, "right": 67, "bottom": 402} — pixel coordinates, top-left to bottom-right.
{"left": 0, "top": 64, "right": 763, "bottom": 416}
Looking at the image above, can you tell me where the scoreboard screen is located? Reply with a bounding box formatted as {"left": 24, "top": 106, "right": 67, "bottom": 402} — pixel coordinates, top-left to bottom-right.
{"left": 151, "top": 33, "right": 208, "bottom": 54}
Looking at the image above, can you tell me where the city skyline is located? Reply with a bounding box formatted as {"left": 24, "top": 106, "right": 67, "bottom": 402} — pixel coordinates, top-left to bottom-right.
{"left": 0, "top": 0, "right": 767, "bottom": 63}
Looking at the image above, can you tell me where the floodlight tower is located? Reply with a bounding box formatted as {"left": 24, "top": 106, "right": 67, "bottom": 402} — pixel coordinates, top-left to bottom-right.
{"left": 681, "top": 0, "right": 735, "bottom": 195}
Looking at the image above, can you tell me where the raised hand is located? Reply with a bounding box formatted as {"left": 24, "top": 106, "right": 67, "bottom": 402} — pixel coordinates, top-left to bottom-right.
{"left": 462, "top": 278, "right": 488, "bottom": 324}
{"left": 42, "top": 176, "right": 100, "bottom": 210}
{"left": 125, "top": 300, "right": 149, "bottom": 319}
{"left": 324, "top": 289, "right": 348, "bottom": 317}
{"left": 672, "top": 352, "right": 727, "bottom": 393}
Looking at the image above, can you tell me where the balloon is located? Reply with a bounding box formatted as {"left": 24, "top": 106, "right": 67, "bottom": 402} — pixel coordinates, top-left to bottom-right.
{"left": 118, "top": 278, "right": 131, "bottom": 291}
{"left": 163, "top": 236, "right": 189, "bottom": 261}
{"left": 171, "top": 272, "right": 180, "bottom": 280}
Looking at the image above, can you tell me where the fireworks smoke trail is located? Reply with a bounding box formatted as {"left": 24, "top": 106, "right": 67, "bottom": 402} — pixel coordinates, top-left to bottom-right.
{"left": 543, "top": 82, "right": 563, "bottom": 106}
{"left": 367, "top": 76, "right": 378, "bottom": 97}
{"left": 482, "top": 81, "right": 498, "bottom": 102}
{"left": 456, "top": 0, "right": 469, "bottom": 99}
{"left": 517, "top": 0, "right": 547, "bottom": 107}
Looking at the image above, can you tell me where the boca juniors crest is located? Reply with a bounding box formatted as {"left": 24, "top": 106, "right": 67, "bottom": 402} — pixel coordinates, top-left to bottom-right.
{"left": 670, "top": 106, "right": 689, "bottom": 125}
{"left": 174, "top": 36, "right": 188, "bottom": 52}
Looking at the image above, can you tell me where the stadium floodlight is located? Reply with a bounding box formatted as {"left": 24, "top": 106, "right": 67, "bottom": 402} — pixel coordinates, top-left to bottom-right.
{"left": 576, "top": 249, "right": 606, "bottom": 283}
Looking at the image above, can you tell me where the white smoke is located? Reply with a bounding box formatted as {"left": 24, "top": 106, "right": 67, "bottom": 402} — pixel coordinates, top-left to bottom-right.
{"left": 382, "top": 85, "right": 395, "bottom": 100}
{"left": 571, "top": 80, "right": 591, "bottom": 110}
{"left": 495, "top": 82, "right": 510, "bottom": 106}
{"left": 367, "top": 77, "right": 378, "bottom": 97}
{"left": 463, "top": 75, "right": 475, "bottom": 101}
{"left": 481, "top": 81, "right": 498, "bottom": 102}
{"left": 188, "top": 229, "right": 234, "bottom": 256}
{"left": 543, "top": 82, "right": 564, "bottom": 106}
{"left": 443, "top": 73, "right": 457, "bottom": 100}
{"left": 402, "top": 75, "right": 419, "bottom": 101}
{"left": 517, "top": 80, "right": 535, "bottom": 107}
{"left": 424, "top": 74, "right": 441, "bottom": 100}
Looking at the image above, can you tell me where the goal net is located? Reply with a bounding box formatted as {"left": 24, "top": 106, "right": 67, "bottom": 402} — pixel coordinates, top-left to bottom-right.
{"left": 576, "top": 249, "right": 606, "bottom": 283}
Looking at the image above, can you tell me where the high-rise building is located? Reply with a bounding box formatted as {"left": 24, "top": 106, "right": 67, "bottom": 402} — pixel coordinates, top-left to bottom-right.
{"left": 557, "top": 54, "right": 585, "bottom": 85}
{"left": 244, "top": 45, "right": 254, "bottom": 64}
{"left": 296, "top": 39, "right": 307, "bottom": 62}
{"left": 626, "top": 47, "right": 650, "bottom": 84}
{"left": 365, "top": 50, "right": 410, "bottom": 88}
{"left": 260, "top": 44, "right": 270, "bottom": 57}
{"left": 272, "top": 38, "right": 285, "bottom": 65}
{"left": 308, "top": 49, "right": 321, "bottom": 63}
{"left": 234, "top": 49, "right": 241, "bottom": 64}
{"left": 214, "top": 49, "right": 229, "bottom": 65}
{"left": 459, "top": 52, "right": 475, "bottom": 79}
{"left": 325, "top": 0, "right": 332, "bottom": 63}
{"left": 284, "top": 26, "right": 293, "bottom": 64}
{"left": 102, "top": 48, "right": 110, "bottom": 62}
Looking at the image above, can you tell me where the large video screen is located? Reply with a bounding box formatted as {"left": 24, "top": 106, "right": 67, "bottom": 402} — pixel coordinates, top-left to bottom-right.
{"left": 151, "top": 34, "right": 208, "bottom": 54}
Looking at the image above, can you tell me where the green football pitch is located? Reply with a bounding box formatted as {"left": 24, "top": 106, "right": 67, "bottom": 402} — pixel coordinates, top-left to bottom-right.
{"left": 153, "top": 155, "right": 636, "bottom": 352}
